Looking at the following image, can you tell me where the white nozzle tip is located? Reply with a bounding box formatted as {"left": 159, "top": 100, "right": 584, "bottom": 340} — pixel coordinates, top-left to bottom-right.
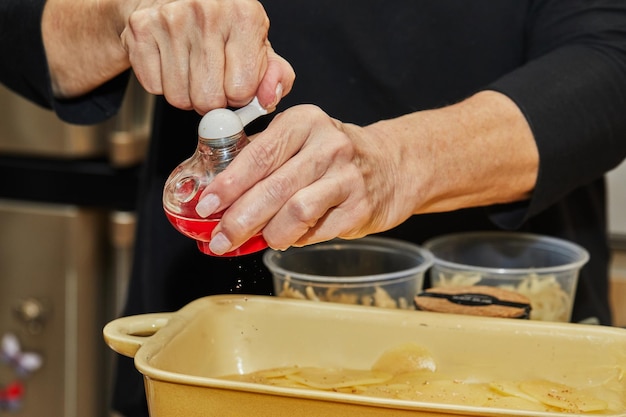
{"left": 235, "top": 96, "right": 268, "bottom": 127}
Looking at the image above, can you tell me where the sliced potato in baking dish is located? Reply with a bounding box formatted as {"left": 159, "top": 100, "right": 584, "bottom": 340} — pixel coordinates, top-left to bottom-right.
{"left": 386, "top": 370, "right": 451, "bottom": 385}
{"left": 485, "top": 395, "right": 550, "bottom": 412}
{"left": 285, "top": 367, "right": 393, "bottom": 390}
{"left": 519, "top": 379, "right": 608, "bottom": 413}
{"left": 224, "top": 366, "right": 303, "bottom": 387}
{"left": 394, "top": 379, "right": 494, "bottom": 406}
{"left": 360, "top": 371, "right": 454, "bottom": 400}
{"left": 218, "top": 339, "right": 624, "bottom": 414}
{"left": 254, "top": 367, "right": 301, "bottom": 379}
{"left": 489, "top": 381, "right": 542, "bottom": 404}
{"left": 371, "top": 342, "right": 436, "bottom": 374}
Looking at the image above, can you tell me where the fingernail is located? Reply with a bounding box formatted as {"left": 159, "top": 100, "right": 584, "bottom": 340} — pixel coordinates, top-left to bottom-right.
{"left": 209, "top": 232, "right": 232, "bottom": 255}
{"left": 266, "top": 83, "right": 283, "bottom": 111}
{"left": 275, "top": 83, "right": 283, "bottom": 101}
{"left": 196, "top": 193, "right": 220, "bottom": 218}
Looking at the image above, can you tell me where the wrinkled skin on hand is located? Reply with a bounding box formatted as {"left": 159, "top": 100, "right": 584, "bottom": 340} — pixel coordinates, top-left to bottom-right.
{"left": 43, "top": 0, "right": 294, "bottom": 112}
{"left": 200, "top": 105, "right": 396, "bottom": 251}
{"left": 197, "top": 104, "right": 425, "bottom": 254}
{"left": 121, "top": 0, "right": 292, "bottom": 112}
{"left": 196, "top": 92, "right": 538, "bottom": 255}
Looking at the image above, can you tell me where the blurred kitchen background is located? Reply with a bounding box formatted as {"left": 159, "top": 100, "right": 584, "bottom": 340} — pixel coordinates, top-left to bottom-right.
{"left": 0, "top": 81, "right": 624, "bottom": 417}
{"left": 0, "top": 78, "right": 151, "bottom": 417}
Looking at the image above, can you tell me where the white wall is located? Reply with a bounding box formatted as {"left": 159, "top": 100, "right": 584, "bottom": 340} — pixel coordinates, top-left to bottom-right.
{"left": 608, "top": 160, "right": 626, "bottom": 241}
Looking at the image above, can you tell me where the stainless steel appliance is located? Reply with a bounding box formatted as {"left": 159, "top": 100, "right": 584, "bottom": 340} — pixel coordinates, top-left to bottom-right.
{"left": 0, "top": 79, "right": 151, "bottom": 417}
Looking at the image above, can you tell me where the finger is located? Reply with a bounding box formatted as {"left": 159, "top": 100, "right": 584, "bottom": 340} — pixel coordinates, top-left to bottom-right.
{"left": 213, "top": 164, "right": 365, "bottom": 255}
{"left": 255, "top": 46, "right": 295, "bottom": 111}
{"left": 160, "top": 2, "right": 233, "bottom": 111}
{"left": 185, "top": 0, "right": 234, "bottom": 111}
{"left": 121, "top": 16, "right": 164, "bottom": 95}
{"left": 219, "top": 2, "right": 270, "bottom": 107}
{"left": 208, "top": 147, "right": 332, "bottom": 254}
{"left": 264, "top": 157, "right": 370, "bottom": 250}
{"left": 196, "top": 107, "right": 320, "bottom": 217}
{"left": 262, "top": 176, "right": 353, "bottom": 250}
{"left": 158, "top": 33, "right": 194, "bottom": 109}
{"left": 188, "top": 33, "right": 228, "bottom": 111}
{"left": 293, "top": 204, "right": 369, "bottom": 248}
{"left": 208, "top": 119, "right": 360, "bottom": 254}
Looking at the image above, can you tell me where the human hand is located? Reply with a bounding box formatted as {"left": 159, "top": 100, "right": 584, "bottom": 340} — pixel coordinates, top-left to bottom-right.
{"left": 195, "top": 104, "right": 419, "bottom": 254}
{"left": 43, "top": 0, "right": 294, "bottom": 112}
{"left": 194, "top": 92, "right": 539, "bottom": 255}
{"left": 121, "top": 0, "right": 294, "bottom": 112}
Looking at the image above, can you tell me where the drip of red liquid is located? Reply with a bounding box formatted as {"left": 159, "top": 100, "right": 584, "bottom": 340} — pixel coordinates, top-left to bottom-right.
{"left": 164, "top": 188, "right": 267, "bottom": 256}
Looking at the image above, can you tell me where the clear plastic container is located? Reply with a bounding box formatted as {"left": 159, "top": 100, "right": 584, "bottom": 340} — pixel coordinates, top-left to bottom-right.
{"left": 263, "top": 237, "right": 433, "bottom": 309}
{"left": 423, "top": 231, "right": 590, "bottom": 322}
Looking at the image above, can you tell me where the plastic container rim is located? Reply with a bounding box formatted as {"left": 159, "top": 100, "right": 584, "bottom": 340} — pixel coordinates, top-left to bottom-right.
{"left": 263, "top": 236, "right": 434, "bottom": 284}
{"left": 423, "top": 231, "right": 590, "bottom": 275}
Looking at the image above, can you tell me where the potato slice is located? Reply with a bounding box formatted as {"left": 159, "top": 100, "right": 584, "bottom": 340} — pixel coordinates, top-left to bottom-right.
{"left": 222, "top": 366, "right": 303, "bottom": 387}
{"left": 387, "top": 371, "right": 448, "bottom": 386}
{"left": 485, "top": 395, "right": 549, "bottom": 412}
{"left": 286, "top": 367, "right": 392, "bottom": 390}
{"left": 361, "top": 371, "right": 452, "bottom": 400}
{"left": 519, "top": 380, "right": 608, "bottom": 413}
{"left": 395, "top": 379, "right": 493, "bottom": 406}
{"left": 255, "top": 366, "right": 301, "bottom": 379}
{"left": 372, "top": 342, "right": 436, "bottom": 374}
{"left": 489, "top": 381, "right": 541, "bottom": 404}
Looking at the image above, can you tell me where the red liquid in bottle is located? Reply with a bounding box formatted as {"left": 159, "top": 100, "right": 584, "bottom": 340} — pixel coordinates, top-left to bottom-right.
{"left": 164, "top": 188, "right": 267, "bottom": 257}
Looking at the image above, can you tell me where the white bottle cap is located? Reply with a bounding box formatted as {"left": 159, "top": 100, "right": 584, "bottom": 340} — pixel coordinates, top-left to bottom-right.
{"left": 198, "top": 97, "right": 268, "bottom": 139}
{"left": 198, "top": 108, "right": 244, "bottom": 139}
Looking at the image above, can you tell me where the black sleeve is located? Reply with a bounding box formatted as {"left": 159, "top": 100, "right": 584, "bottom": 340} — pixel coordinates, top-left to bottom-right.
{"left": 0, "top": 0, "right": 128, "bottom": 125}
{"left": 487, "top": 0, "right": 626, "bottom": 227}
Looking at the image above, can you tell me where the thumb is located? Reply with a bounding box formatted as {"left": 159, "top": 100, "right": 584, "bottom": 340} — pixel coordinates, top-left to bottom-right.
{"left": 256, "top": 45, "right": 295, "bottom": 111}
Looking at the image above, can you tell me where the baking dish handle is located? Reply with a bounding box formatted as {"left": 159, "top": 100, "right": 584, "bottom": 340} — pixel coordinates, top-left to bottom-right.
{"left": 103, "top": 313, "right": 172, "bottom": 358}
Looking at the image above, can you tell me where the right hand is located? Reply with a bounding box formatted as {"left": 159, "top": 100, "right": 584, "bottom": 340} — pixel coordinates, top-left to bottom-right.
{"left": 121, "top": 0, "right": 294, "bottom": 112}
{"left": 43, "top": 0, "right": 294, "bottom": 113}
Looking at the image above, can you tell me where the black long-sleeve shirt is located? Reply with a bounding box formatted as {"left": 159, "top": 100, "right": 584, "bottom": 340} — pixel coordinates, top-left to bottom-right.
{"left": 3, "top": 1, "right": 626, "bottom": 415}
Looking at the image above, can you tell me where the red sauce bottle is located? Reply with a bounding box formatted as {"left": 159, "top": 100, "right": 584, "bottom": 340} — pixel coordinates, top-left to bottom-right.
{"left": 163, "top": 98, "right": 268, "bottom": 256}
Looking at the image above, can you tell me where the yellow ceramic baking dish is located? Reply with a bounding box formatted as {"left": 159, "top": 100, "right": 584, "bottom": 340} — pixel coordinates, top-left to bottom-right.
{"left": 103, "top": 295, "right": 626, "bottom": 416}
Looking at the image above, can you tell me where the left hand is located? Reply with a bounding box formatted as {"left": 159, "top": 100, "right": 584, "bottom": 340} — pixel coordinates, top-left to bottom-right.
{"left": 197, "top": 92, "right": 538, "bottom": 255}
{"left": 195, "top": 104, "right": 428, "bottom": 254}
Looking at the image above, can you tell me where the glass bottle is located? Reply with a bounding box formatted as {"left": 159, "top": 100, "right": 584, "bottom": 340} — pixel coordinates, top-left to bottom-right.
{"left": 162, "top": 98, "right": 267, "bottom": 256}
